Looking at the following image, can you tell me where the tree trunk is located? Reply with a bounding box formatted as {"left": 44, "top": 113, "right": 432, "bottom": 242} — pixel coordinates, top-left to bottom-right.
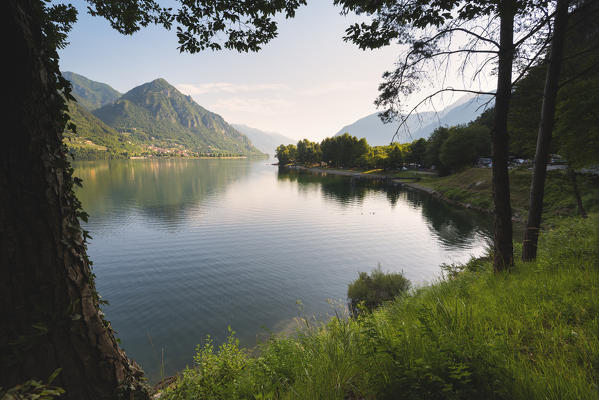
{"left": 567, "top": 166, "right": 588, "bottom": 218}
{"left": 522, "top": 0, "right": 570, "bottom": 261}
{"left": 0, "top": 1, "right": 150, "bottom": 399}
{"left": 492, "top": 0, "right": 516, "bottom": 272}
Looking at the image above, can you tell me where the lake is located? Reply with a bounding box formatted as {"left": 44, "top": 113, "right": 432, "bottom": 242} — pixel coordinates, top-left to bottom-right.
{"left": 73, "top": 158, "right": 493, "bottom": 382}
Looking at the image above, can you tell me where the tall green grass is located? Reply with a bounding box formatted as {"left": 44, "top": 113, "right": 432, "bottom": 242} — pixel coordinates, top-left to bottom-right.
{"left": 161, "top": 217, "right": 599, "bottom": 400}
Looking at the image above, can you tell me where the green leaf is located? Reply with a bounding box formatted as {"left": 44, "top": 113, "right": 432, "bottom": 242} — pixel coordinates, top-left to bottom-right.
{"left": 47, "top": 368, "right": 62, "bottom": 384}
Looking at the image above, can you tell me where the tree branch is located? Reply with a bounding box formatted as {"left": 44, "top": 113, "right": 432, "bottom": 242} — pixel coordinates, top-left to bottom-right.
{"left": 511, "top": 39, "right": 550, "bottom": 87}
{"left": 442, "top": 26, "right": 501, "bottom": 48}
{"left": 389, "top": 88, "right": 495, "bottom": 143}
{"left": 513, "top": 11, "right": 554, "bottom": 47}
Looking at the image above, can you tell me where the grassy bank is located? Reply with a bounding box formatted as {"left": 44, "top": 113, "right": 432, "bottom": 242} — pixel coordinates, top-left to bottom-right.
{"left": 412, "top": 168, "right": 599, "bottom": 222}
{"left": 159, "top": 215, "right": 598, "bottom": 400}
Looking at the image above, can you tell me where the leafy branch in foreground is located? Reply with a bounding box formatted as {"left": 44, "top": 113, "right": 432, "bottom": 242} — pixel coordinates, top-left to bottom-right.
{"left": 86, "top": 0, "right": 307, "bottom": 52}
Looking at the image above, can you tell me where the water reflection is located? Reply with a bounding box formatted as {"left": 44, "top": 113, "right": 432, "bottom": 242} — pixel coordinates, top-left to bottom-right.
{"left": 418, "top": 193, "right": 493, "bottom": 248}
{"left": 74, "top": 159, "right": 251, "bottom": 228}
{"left": 277, "top": 168, "right": 493, "bottom": 249}
{"left": 72, "top": 159, "right": 494, "bottom": 383}
{"left": 276, "top": 169, "right": 370, "bottom": 205}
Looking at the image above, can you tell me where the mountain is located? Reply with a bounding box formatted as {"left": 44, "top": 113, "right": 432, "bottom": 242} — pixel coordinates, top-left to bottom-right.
{"left": 64, "top": 101, "right": 142, "bottom": 159}
{"left": 63, "top": 71, "right": 122, "bottom": 111}
{"left": 93, "top": 78, "right": 262, "bottom": 155}
{"left": 334, "top": 111, "right": 437, "bottom": 146}
{"left": 231, "top": 124, "right": 295, "bottom": 154}
{"left": 413, "top": 94, "right": 493, "bottom": 137}
{"left": 335, "top": 94, "right": 493, "bottom": 145}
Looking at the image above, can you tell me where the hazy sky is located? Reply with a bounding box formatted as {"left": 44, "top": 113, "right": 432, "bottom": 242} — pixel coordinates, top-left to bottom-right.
{"left": 59, "top": 1, "right": 493, "bottom": 141}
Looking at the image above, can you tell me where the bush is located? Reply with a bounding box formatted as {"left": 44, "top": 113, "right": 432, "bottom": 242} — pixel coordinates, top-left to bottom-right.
{"left": 347, "top": 265, "right": 411, "bottom": 315}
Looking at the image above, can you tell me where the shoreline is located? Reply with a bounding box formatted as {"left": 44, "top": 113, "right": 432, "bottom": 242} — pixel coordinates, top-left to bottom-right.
{"left": 73, "top": 155, "right": 268, "bottom": 162}
{"left": 284, "top": 164, "right": 504, "bottom": 220}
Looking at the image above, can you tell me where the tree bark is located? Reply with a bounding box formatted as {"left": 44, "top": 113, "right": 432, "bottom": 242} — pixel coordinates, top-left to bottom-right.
{"left": 1, "top": 1, "right": 150, "bottom": 399}
{"left": 522, "top": 0, "right": 570, "bottom": 261}
{"left": 492, "top": 0, "right": 516, "bottom": 272}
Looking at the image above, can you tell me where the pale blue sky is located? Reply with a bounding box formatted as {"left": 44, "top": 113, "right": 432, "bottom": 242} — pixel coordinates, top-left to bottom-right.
{"left": 59, "top": 1, "right": 493, "bottom": 140}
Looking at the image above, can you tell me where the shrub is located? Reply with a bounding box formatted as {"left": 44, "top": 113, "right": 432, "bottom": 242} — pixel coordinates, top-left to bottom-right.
{"left": 347, "top": 265, "right": 411, "bottom": 315}
{"left": 163, "top": 327, "right": 249, "bottom": 399}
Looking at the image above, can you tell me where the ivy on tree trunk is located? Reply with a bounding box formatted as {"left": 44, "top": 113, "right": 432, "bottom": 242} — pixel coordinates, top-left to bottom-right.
{"left": 1, "top": 1, "right": 150, "bottom": 398}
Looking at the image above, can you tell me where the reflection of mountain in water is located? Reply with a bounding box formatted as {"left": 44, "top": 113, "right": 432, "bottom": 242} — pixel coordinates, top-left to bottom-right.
{"left": 277, "top": 168, "right": 493, "bottom": 248}
{"left": 73, "top": 159, "right": 252, "bottom": 227}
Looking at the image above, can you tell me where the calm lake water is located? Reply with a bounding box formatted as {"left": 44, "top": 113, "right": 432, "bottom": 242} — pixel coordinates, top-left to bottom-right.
{"left": 73, "top": 158, "right": 493, "bottom": 382}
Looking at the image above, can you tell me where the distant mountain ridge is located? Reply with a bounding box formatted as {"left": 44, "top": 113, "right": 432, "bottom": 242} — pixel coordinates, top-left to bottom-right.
{"left": 232, "top": 124, "right": 295, "bottom": 155}
{"left": 335, "top": 94, "right": 493, "bottom": 145}
{"left": 63, "top": 73, "right": 262, "bottom": 157}
{"left": 63, "top": 71, "right": 122, "bottom": 111}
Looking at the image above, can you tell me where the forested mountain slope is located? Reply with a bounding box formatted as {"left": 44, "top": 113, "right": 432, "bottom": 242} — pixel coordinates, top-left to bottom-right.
{"left": 93, "top": 78, "right": 262, "bottom": 155}
{"left": 63, "top": 71, "right": 122, "bottom": 111}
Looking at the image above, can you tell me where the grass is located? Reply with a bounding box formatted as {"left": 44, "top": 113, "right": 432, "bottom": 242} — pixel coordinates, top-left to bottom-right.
{"left": 160, "top": 216, "right": 599, "bottom": 400}
{"left": 417, "top": 167, "right": 599, "bottom": 222}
